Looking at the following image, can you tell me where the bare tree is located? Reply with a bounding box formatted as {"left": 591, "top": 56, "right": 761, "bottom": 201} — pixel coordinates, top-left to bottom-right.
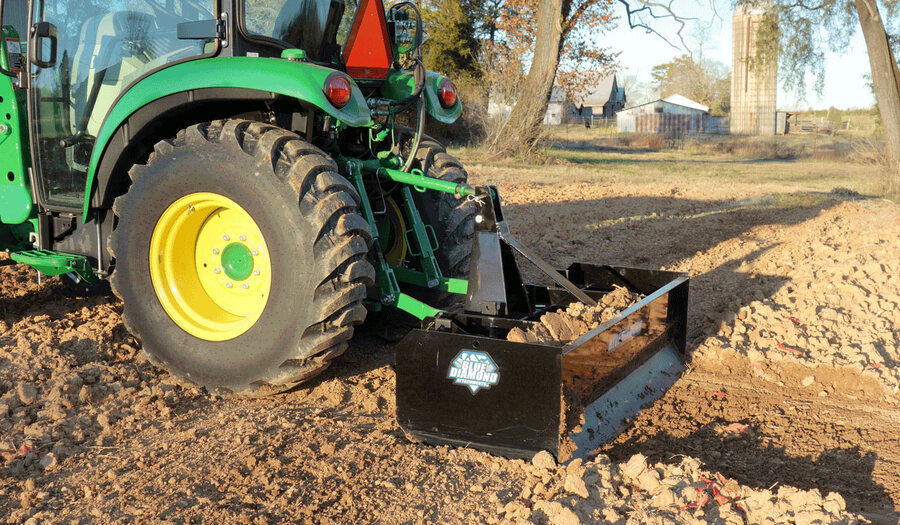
{"left": 651, "top": 54, "right": 731, "bottom": 114}
{"left": 490, "top": 0, "right": 566, "bottom": 155}
{"left": 620, "top": 73, "right": 654, "bottom": 105}
{"left": 855, "top": 0, "right": 900, "bottom": 180}
{"left": 489, "top": 0, "right": 689, "bottom": 155}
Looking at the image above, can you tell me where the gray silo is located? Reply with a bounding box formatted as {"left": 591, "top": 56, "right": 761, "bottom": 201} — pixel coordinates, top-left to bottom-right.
{"left": 731, "top": 2, "right": 778, "bottom": 135}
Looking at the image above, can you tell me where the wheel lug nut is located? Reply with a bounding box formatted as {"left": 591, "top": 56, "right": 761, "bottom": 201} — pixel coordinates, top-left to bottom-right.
{"left": 223, "top": 235, "right": 230, "bottom": 241}
{"left": 225, "top": 282, "right": 233, "bottom": 288}
{"left": 252, "top": 250, "right": 259, "bottom": 256}
{"left": 212, "top": 248, "right": 219, "bottom": 255}
{"left": 242, "top": 283, "right": 249, "bottom": 289}
{"left": 239, "top": 235, "right": 246, "bottom": 241}
{"left": 213, "top": 268, "right": 221, "bottom": 274}
{"left": 253, "top": 269, "right": 260, "bottom": 276}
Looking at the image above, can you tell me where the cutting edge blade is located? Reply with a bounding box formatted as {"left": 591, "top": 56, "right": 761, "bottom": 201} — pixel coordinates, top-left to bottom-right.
{"left": 567, "top": 343, "right": 685, "bottom": 461}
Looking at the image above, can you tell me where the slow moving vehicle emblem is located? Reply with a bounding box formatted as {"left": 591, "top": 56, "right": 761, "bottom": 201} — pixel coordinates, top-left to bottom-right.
{"left": 448, "top": 350, "right": 499, "bottom": 394}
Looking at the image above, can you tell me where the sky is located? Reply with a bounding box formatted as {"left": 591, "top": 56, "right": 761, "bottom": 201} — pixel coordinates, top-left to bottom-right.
{"left": 599, "top": 0, "right": 876, "bottom": 110}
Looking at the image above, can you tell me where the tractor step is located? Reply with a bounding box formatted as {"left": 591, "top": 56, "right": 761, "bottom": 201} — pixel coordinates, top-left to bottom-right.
{"left": 395, "top": 264, "right": 689, "bottom": 462}
{"left": 9, "top": 249, "right": 95, "bottom": 281}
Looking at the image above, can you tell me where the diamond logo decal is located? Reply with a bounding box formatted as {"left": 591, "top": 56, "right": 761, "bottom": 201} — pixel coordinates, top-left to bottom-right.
{"left": 448, "top": 350, "right": 499, "bottom": 394}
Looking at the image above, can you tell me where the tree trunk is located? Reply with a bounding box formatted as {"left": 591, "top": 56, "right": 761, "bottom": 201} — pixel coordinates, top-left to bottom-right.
{"left": 856, "top": 0, "right": 900, "bottom": 183}
{"left": 491, "top": 0, "right": 565, "bottom": 154}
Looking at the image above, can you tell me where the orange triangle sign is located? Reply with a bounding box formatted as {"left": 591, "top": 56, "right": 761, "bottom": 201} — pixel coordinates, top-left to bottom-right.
{"left": 343, "top": 0, "right": 393, "bottom": 80}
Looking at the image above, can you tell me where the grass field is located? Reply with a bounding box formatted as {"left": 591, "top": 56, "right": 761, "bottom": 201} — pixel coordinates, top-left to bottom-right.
{"left": 453, "top": 128, "right": 892, "bottom": 197}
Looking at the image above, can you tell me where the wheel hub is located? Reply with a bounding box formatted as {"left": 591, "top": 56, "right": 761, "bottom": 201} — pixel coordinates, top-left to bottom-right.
{"left": 221, "top": 242, "right": 254, "bottom": 281}
{"left": 149, "top": 192, "right": 272, "bottom": 341}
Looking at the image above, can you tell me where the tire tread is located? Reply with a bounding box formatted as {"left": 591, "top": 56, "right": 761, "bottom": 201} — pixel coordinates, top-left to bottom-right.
{"left": 109, "top": 119, "right": 375, "bottom": 395}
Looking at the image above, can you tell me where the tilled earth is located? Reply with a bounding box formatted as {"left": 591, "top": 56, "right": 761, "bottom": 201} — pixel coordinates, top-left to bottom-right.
{"left": 1, "top": 165, "right": 899, "bottom": 524}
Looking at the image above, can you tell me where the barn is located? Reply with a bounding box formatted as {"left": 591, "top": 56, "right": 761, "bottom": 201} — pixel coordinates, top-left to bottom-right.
{"left": 616, "top": 95, "right": 721, "bottom": 133}
{"left": 542, "top": 74, "right": 627, "bottom": 125}
{"left": 543, "top": 87, "right": 581, "bottom": 125}
{"left": 581, "top": 74, "right": 627, "bottom": 119}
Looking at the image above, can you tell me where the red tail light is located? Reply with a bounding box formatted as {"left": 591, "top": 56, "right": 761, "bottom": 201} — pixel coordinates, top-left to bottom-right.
{"left": 325, "top": 74, "right": 352, "bottom": 108}
{"left": 438, "top": 79, "right": 458, "bottom": 108}
{"left": 342, "top": 0, "right": 393, "bottom": 79}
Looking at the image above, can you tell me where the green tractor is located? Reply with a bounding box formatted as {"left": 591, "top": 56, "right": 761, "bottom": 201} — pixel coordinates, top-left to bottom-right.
{"left": 1, "top": 0, "right": 690, "bottom": 460}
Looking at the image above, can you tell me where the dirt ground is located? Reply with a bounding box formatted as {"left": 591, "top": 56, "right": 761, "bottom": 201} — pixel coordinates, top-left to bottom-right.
{"left": 1, "top": 144, "right": 898, "bottom": 524}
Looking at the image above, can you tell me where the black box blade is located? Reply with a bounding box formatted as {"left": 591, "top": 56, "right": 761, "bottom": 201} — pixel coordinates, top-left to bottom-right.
{"left": 395, "top": 265, "right": 690, "bottom": 462}
{"left": 395, "top": 330, "right": 563, "bottom": 459}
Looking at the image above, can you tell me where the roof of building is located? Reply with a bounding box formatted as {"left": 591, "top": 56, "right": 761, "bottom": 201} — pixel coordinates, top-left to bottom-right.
{"left": 582, "top": 74, "right": 620, "bottom": 107}
{"left": 548, "top": 74, "right": 623, "bottom": 106}
{"left": 662, "top": 94, "right": 710, "bottom": 112}
{"left": 618, "top": 94, "right": 710, "bottom": 114}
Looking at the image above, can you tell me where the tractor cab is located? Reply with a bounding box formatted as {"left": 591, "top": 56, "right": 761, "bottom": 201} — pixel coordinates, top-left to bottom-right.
{"left": 2, "top": 0, "right": 432, "bottom": 213}
{"left": 8, "top": 0, "right": 223, "bottom": 210}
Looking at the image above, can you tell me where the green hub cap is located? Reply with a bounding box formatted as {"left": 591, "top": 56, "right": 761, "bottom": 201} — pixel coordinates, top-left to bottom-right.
{"left": 221, "top": 242, "right": 254, "bottom": 281}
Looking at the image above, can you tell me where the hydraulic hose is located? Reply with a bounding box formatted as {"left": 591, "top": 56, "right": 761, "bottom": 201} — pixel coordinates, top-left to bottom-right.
{"left": 384, "top": 0, "right": 427, "bottom": 172}
{"left": 402, "top": 93, "right": 426, "bottom": 172}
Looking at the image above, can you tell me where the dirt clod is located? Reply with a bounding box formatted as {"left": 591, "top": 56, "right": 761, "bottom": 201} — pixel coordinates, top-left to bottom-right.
{"left": 16, "top": 384, "right": 37, "bottom": 405}
{"left": 532, "top": 450, "right": 557, "bottom": 470}
{"left": 507, "top": 286, "right": 644, "bottom": 345}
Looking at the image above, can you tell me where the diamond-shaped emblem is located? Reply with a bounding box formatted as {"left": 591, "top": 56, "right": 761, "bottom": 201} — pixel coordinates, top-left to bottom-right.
{"left": 447, "top": 350, "right": 499, "bottom": 394}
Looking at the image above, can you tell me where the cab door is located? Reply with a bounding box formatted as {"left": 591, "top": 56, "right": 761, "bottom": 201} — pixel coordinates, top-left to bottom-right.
{"left": 0, "top": 0, "right": 32, "bottom": 225}
{"left": 27, "top": 0, "right": 218, "bottom": 211}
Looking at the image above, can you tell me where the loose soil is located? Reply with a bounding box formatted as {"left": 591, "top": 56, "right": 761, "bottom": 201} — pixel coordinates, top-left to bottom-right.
{"left": 1, "top": 157, "right": 898, "bottom": 523}
{"left": 506, "top": 286, "right": 644, "bottom": 345}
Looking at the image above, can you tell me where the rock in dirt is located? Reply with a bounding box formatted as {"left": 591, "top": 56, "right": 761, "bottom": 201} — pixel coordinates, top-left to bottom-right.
{"left": 39, "top": 453, "right": 57, "bottom": 470}
{"left": 524, "top": 453, "right": 867, "bottom": 525}
{"left": 17, "top": 383, "right": 38, "bottom": 405}
{"left": 532, "top": 450, "right": 556, "bottom": 470}
{"left": 635, "top": 469, "right": 661, "bottom": 492}
{"left": 534, "top": 501, "right": 582, "bottom": 525}
{"left": 564, "top": 473, "right": 589, "bottom": 498}
{"left": 622, "top": 453, "right": 648, "bottom": 479}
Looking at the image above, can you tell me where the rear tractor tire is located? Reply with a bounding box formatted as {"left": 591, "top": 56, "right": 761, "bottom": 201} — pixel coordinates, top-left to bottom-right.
{"left": 109, "top": 120, "right": 376, "bottom": 395}
{"left": 403, "top": 134, "right": 475, "bottom": 306}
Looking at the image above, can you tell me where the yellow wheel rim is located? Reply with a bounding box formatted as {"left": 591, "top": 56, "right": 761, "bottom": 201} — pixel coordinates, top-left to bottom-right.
{"left": 149, "top": 192, "right": 272, "bottom": 341}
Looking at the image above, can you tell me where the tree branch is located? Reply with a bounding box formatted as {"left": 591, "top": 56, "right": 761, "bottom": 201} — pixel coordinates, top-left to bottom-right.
{"left": 563, "top": 1, "right": 597, "bottom": 37}
{"left": 785, "top": 0, "right": 832, "bottom": 11}
{"left": 616, "top": 0, "right": 695, "bottom": 50}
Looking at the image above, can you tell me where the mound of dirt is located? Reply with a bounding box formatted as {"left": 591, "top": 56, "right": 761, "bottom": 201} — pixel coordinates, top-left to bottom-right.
{"left": 688, "top": 200, "right": 900, "bottom": 397}
{"left": 506, "top": 286, "right": 644, "bottom": 345}
{"left": 516, "top": 451, "right": 865, "bottom": 525}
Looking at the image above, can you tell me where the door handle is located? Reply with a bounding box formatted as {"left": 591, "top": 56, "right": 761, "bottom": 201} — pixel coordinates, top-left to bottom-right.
{"left": 30, "top": 21, "right": 58, "bottom": 68}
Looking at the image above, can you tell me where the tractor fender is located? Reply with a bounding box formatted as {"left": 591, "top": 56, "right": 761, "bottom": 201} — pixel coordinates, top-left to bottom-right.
{"left": 382, "top": 70, "right": 462, "bottom": 124}
{"left": 83, "top": 57, "right": 373, "bottom": 221}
